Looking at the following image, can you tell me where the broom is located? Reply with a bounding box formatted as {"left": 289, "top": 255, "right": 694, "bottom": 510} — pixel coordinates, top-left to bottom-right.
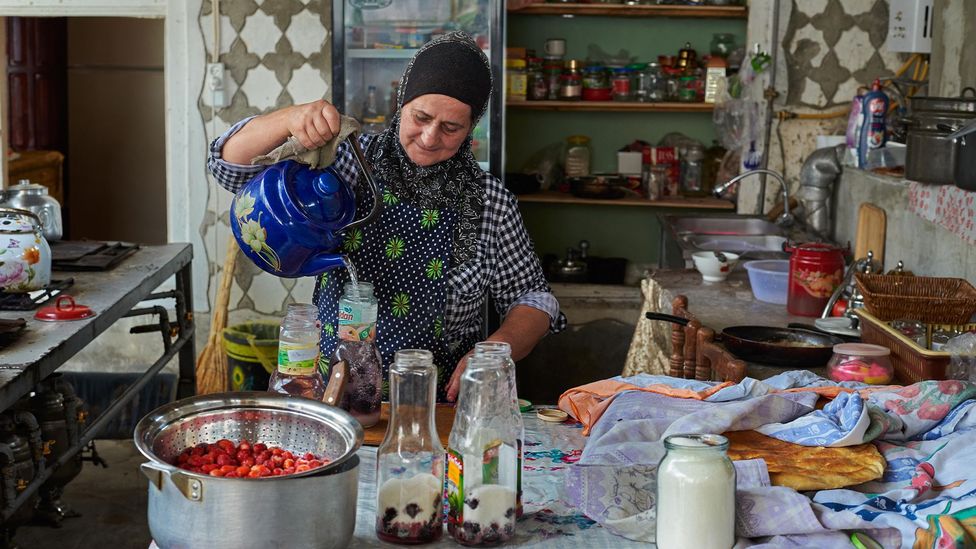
{"left": 195, "top": 235, "right": 238, "bottom": 395}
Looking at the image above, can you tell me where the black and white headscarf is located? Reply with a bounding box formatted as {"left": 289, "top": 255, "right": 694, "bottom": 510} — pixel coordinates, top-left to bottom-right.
{"left": 365, "top": 31, "right": 493, "bottom": 265}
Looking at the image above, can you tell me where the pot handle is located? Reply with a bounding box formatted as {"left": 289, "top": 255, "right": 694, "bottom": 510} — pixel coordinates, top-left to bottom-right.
{"left": 141, "top": 462, "right": 203, "bottom": 502}
{"left": 322, "top": 360, "right": 348, "bottom": 407}
{"left": 339, "top": 135, "right": 383, "bottom": 234}
{"left": 644, "top": 312, "right": 691, "bottom": 326}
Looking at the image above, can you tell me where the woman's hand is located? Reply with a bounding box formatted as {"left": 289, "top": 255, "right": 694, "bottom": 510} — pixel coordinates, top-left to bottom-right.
{"left": 286, "top": 100, "right": 342, "bottom": 150}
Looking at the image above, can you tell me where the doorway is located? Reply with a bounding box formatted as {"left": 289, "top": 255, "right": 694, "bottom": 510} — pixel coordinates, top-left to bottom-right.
{"left": 6, "top": 16, "right": 167, "bottom": 244}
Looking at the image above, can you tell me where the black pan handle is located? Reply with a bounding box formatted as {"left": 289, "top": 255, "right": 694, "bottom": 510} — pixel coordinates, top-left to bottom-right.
{"left": 645, "top": 312, "right": 691, "bottom": 326}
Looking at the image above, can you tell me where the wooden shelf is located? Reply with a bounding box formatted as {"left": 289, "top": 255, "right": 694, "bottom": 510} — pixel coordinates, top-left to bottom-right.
{"left": 508, "top": 3, "right": 748, "bottom": 18}
{"left": 507, "top": 100, "right": 714, "bottom": 112}
{"left": 516, "top": 190, "right": 734, "bottom": 209}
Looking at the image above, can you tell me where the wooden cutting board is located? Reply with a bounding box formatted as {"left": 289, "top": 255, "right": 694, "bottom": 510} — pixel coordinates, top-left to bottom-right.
{"left": 855, "top": 203, "right": 886, "bottom": 267}
{"left": 362, "top": 403, "right": 456, "bottom": 447}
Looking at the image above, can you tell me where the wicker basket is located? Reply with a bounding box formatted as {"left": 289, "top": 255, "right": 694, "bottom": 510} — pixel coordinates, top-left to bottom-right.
{"left": 855, "top": 274, "right": 976, "bottom": 324}
{"left": 856, "top": 309, "right": 950, "bottom": 383}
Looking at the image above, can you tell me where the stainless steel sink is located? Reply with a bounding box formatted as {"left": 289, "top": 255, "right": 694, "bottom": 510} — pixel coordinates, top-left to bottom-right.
{"left": 668, "top": 216, "right": 786, "bottom": 236}
{"left": 686, "top": 234, "right": 788, "bottom": 253}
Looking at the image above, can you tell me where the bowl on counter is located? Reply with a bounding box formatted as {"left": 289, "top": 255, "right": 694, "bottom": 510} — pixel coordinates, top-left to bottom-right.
{"left": 743, "top": 259, "right": 789, "bottom": 304}
{"left": 691, "top": 251, "right": 739, "bottom": 282}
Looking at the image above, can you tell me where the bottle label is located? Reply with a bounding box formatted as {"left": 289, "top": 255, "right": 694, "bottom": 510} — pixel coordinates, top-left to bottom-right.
{"left": 446, "top": 448, "right": 465, "bottom": 530}
{"left": 277, "top": 341, "right": 319, "bottom": 375}
{"left": 338, "top": 303, "right": 377, "bottom": 342}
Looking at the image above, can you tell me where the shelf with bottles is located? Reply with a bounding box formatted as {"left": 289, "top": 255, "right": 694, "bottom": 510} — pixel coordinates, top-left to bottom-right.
{"left": 508, "top": 3, "right": 747, "bottom": 18}
{"left": 506, "top": 99, "right": 714, "bottom": 112}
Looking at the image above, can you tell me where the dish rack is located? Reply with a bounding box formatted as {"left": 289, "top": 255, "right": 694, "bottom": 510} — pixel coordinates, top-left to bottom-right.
{"left": 855, "top": 274, "right": 976, "bottom": 324}
{"left": 856, "top": 309, "right": 976, "bottom": 383}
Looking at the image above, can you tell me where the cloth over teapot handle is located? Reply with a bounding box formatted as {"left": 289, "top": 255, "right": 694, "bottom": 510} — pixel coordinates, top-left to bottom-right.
{"left": 0, "top": 206, "right": 41, "bottom": 228}
{"left": 340, "top": 133, "right": 383, "bottom": 233}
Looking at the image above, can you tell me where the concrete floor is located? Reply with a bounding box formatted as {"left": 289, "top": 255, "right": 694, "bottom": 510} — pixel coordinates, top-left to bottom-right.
{"left": 14, "top": 440, "right": 150, "bottom": 549}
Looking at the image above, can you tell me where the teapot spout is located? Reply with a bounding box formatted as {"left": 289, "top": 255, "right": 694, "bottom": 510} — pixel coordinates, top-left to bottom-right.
{"left": 301, "top": 252, "right": 346, "bottom": 276}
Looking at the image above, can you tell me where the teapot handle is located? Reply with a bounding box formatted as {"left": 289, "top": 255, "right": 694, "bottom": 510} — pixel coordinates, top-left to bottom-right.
{"left": 0, "top": 207, "right": 41, "bottom": 228}
{"left": 340, "top": 134, "right": 383, "bottom": 233}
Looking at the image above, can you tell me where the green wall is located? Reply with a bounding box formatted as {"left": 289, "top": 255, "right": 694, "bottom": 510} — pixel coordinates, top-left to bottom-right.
{"left": 506, "top": 14, "right": 747, "bottom": 269}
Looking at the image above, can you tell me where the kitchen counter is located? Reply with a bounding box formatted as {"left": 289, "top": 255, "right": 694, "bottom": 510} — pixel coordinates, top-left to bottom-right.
{"left": 641, "top": 268, "right": 828, "bottom": 379}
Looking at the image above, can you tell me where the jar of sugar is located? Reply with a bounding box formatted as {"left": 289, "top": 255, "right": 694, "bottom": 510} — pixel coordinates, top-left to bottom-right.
{"left": 655, "top": 434, "right": 736, "bottom": 549}
{"left": 375, "top": 349, "right": 445, "bottom": 544}
{"left": 446, "top": 354, "right": 520, "bottom": 546}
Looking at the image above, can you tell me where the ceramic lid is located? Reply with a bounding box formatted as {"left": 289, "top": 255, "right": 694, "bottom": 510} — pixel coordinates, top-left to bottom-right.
{"left": 34, "top": 295, "right": 96, "bottom": 322}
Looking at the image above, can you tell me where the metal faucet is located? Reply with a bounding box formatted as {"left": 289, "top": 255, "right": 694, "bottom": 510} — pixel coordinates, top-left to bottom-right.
{"left": 712, "top": 168, "right": 795, "bottom": 227}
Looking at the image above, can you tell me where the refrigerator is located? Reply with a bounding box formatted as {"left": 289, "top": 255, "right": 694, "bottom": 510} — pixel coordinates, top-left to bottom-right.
{"left": 331, "top": 0, "right": 504, "bottom": 176}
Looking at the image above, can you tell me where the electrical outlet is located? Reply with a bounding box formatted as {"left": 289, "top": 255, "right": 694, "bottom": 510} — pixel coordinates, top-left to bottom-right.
{"left": 206, "top": 62, "right": 230, "bottom": 108}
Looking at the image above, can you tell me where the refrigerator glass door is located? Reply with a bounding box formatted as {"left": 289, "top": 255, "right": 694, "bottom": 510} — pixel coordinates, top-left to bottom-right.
{"left": 339, "top": 0, "right": 493, "bottom": 170}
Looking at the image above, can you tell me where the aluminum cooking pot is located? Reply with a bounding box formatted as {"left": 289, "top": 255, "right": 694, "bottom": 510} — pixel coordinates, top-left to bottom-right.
{"left": 904, "top": 91, "right": 976, "bottom": 190}
{"left": 134, "top": 392, "right": 364, "bottom": 549}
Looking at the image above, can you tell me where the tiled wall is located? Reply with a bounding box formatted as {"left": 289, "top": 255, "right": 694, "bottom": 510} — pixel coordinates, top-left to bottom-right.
{"left": 198, "top": 0, "right": 332, "bottom": 322}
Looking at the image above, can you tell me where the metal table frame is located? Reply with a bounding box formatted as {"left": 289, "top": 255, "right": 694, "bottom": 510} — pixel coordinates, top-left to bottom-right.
{"left": 0, "top": 243, "right": 195, "bottom": 521}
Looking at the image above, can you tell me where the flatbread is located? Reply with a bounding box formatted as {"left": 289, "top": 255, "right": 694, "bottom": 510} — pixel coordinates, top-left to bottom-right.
{"left": 724, "top": 430, "right": 885, "bottom": 491}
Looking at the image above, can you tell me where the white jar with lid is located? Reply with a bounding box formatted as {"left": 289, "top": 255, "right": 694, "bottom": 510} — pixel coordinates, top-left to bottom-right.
{"left": 655, "top": 433, "right": 735, "bottom": 549}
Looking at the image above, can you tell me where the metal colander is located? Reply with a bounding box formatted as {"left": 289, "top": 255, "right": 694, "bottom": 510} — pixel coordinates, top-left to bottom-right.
{"left": 134, "top": 391, "right": 364, "bottom": 479}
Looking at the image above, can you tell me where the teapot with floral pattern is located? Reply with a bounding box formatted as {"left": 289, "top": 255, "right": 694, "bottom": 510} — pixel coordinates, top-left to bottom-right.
{"left": 0, "top": 207, "right": 51, "bottom": 293}
{"left": 230, "top": 136, "right": 382, "bottom": 278}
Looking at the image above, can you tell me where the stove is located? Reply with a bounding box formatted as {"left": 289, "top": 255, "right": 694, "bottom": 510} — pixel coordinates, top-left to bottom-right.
{"left": 0, "top": 278, "right": 75, "bottom": 311}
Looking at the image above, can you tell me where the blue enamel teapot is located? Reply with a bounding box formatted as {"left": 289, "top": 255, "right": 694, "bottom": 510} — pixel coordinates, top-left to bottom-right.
{"left": 230, "top": 136, "right": 382, "bottom": 277}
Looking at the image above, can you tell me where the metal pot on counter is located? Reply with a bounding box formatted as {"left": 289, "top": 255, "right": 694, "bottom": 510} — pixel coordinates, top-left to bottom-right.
{"left": 134, "top": 392, "right": 364, "bottom": 549}
{"left": 904, "top": 92, "right": 976, "bottom": 190}
{"left": 0, "top": 179, "right": 62, "bottom": 242}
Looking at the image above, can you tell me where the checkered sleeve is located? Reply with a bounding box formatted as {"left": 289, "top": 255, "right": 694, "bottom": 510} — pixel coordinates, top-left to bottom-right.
{"left": 485, "top": 177, "right": 567, "bottom": 333}
{"left": 206, "top": 116, "right": 264, "bottom": 194}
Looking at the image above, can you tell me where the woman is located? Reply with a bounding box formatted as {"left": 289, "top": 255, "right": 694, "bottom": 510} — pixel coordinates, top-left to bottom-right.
{"left": 208, "top": 32, "right": 565, "bottom": 402}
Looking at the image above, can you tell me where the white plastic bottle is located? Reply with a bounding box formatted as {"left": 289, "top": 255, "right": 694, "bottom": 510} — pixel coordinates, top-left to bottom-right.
{"left": 655, "top": 434, "right": 736, "bottom": 549}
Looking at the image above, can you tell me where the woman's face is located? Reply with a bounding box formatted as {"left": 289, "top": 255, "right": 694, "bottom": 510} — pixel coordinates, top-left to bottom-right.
{"left": 398, "top": 94, "right": 472, "bottom": 167}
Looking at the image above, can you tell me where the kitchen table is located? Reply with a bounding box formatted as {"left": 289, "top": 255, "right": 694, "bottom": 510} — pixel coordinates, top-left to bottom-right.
{"left": 347, "top": 410, "right": 646, "bottom": 548}
{"left": 0, "top": 243, "right": 195, "bottom": 521}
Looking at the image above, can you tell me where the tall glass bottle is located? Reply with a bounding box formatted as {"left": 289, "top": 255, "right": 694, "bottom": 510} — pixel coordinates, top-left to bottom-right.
{"left": 446, "top": 355, "right": 519, "bottom": 546}
{"left": 375, "top": 349, "right": 444, "bottom": 544}
{"left": 268, "top": 303, "right": 326, "bottom": 399}
{"left": 472, "top": 341, "right": 524, "bottom": 519}
{"left": 329, "top": 282, "right": 383, "bottom": 427}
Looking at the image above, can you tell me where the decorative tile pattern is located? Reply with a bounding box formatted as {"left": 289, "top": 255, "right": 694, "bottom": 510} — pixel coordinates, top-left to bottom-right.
{"left": 198, "top": 0, "right": 333, "bottom": 315}
{"left": 783, "top": 0, "right": 905, "bottom": 108}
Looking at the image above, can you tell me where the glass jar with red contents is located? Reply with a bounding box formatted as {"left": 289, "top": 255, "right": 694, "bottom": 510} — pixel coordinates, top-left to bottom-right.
{"left": 827, "top": 343, "right": 894, "bottom": 384}
{"left": 785, "top": 242, "right": 846, "bottom": 317}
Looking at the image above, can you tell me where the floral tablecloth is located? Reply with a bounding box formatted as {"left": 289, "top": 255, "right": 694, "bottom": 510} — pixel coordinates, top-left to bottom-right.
{"left": 347, "top": 410, "right": 649, "bottom": 548}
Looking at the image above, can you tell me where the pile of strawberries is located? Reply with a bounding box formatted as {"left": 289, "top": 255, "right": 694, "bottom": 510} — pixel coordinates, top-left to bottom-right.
{"left": 173, "top": 439, "right": 328, "bottom": 478}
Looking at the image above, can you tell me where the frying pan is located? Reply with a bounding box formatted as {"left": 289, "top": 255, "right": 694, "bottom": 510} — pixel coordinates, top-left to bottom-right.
{"left": 645, "top": 312, "right": 843, "bottom": 368}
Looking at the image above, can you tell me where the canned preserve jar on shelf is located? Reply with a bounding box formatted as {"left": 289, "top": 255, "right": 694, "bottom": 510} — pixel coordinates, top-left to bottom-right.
{"left": 559, "top": 59, "right": 583, "bottom": 101}
{"left": 611, "top": 68, "right": 633, "bottom": 101}
{"left": 826, "top": 343, "right": 894, "bottom": 384}
{"left": 564, "top": 135, "right": 591, "bottom": 177}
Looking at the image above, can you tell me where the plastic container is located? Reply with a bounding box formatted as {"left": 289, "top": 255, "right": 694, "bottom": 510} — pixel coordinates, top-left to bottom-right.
{"left": 743, "top": 260, "right": 789, "bottom": 305}
{"left": 826, "top": 343, "right": 894, "bottom": 385}
{"left": 222, "top": 321, "right": 278, "bottom": 391}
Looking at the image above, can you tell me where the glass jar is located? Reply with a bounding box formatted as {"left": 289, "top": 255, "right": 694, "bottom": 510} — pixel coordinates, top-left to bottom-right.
{"left": 559, "top": 59, "right": 583, "bottom": 101}
{"left": 611, "top": 68, "right": 632, "bottom": 101}
{"left": 680, "top": 144, "right": 705, "bottom": 194}
{"left": 505, "top": 58, "right": 527, "bottom": 101}
{"left": 329, "top": 282, "right": 383, "bottom": 427}
{"left": 710, "top": 33, "right": 736, "bottom": 59}
{"left": 581, "top": 65, "right": 611, "bottom": 101}
{"left": 564, "top": 135, "right": 591, "bottom": 178}
{"left": 890, "top": 319, "right": 927, "bottom": 348}
{"left": 446, "top": 355, "right": 520, "bottom": 546}
{"left": 640, "top": 62, "right": 665, "bottom": 102}
{"left": 268, "top": 303, "right": 326, "bottom": 400}
{"left": 473, "top": 341, "right": 524, "bottom": 519}
{"left": 526, "top": 57, "right": 548, "bottom": 101}
{"left": 656, "top": 434, "right": 735, "bottom": 549}
{"left": 375, "top": 349, "right": 445, "bottom": 544}
{"left": 677, "top": 74, "right": 699, "bottom": 102}
{"left": 931, "top": 327, "right": 963, "bottom": 351}
{"left": 543, "top": 57, "right": 563, "bottom": 100}
{"left": 826, "top": 343, "right": 894, "bottom": 384}
{"left": 643, "top": 164, "right": 668, "bottom": 200}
